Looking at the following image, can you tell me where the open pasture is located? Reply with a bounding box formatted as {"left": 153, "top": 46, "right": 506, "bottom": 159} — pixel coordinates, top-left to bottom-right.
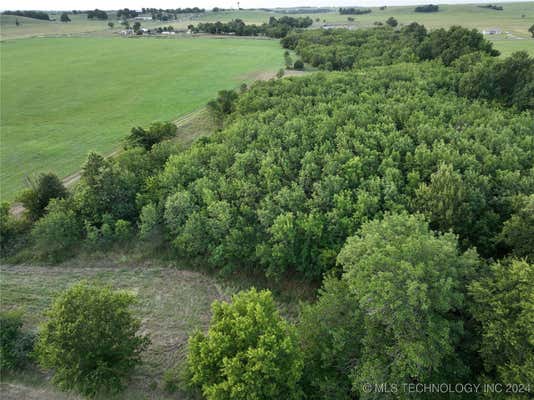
{"left": 0, "top": 36, "right": 284, "bottom": 200}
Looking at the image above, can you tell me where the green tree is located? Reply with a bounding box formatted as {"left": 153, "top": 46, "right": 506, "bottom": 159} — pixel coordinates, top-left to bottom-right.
{"left": 187, "top": 288, "right": 303, "bottom": 400}
{"left": 60, "top": 12, "right": 70, "bottom": 22}
{"left": 529, "top": 24, "right": 534, "bottom": 38}
{"left": 499, "top": 195, "right": 534, "bottom": 260}
{"left": 125, "top": 121, "right": 176, "bottom": 150}
{"left": 0, "top": 311, "right": 35, "bottom": 372}
{"left": 338, "top": 213, "right": 479, "bottom": 396}
{"left": 469, "top": 259, "right": 534, "bottom": 398}
{"left": 35, "top": 282, "right": 150, "bottom": 397}
{"left": 17, "top": 172, "right": 67, "bottom": 221}
{"left": 108, "top": 21, "right": 114, "bottom": 29}
{"left": 133, "top": 21, "right": 141, "bottom": 33}
{"left": 386, "top": 16, "right": 398, "bottom": 27}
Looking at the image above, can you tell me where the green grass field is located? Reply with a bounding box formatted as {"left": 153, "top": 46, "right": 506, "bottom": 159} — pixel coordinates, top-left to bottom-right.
{"left": 0, "top": 36, "right": 284, "bottom": 201}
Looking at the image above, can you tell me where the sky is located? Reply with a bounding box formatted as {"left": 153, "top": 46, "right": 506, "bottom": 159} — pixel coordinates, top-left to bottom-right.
{"left": 1, "top": 0, "right": 532, "bottom": 11}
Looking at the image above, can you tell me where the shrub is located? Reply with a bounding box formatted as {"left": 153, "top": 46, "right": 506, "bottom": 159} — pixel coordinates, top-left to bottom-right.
{"left": 187, "top": 288, "right": 303, "bottom": 400}
{"left": 0, "top": 311, "right": 35, "bottom": 371}
{"left": 35, "top": 282, "right": 150, "bottom": 397}
{"left": 17, "top": 172, "right": 66, "bottom": 221}
{"left": 126, "top": 122, "right": 176, "bottom": 150}
{"left": 293, "top": 59, "right": 304, "bottom": 70}
{"left": 31, "top": 200, "right": 82, "bottom": 261}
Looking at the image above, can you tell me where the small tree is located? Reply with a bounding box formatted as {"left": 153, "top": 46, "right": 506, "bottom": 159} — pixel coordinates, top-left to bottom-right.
{"left": 108, "top": 21, "right": 114, "bottom": 29}
{"left": 529, "top": 24, "right": 534, "bottom": 38}
{"left": 0, "top": 311, "right": 35, "bottom": 372}
{"left": 15, "top": 18, "right": 20, "bottom": 26}
{"left": 133, "top": 21, "right": 141, "bottom": 33}
{"left": 386, "top": 16, "right": 398, "bottom": 27}
{"left": 17, "top": 172, "right": 67, "bottom": 221}
{"left": 60, "top": 12, "right": 70, "bottom": 22}
{"left": 126, "top": 121, "right": 176, "bottom": 150}
{"left": 276, "top": 68, "right": 285, "bottom": 78}
{"left": 187, "top": 288, "right": 303, "bottom": 400}
{"left": 36, "top": 282, "right": 150, "bottom": 397}
{"left": 293, "top": 59, "right": 304, "bottom": 70}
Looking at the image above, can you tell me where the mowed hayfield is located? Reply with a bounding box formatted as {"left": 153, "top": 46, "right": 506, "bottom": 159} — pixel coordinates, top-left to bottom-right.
{"left": 0, "top": 36, "right": 284, "bottom": 201}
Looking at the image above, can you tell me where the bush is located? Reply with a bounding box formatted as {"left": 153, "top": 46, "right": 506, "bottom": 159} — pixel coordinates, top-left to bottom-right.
{"left": 17, "top": 172, "right": 66, "bottom": 221}
{"left": 31, "top": 200, "right": 82, "bottom": 261}
{"left": 126, "top": 122, "right": 176, "bottom": 150}
{"left": 293, "top": 59, "right": 304, "bottom": 70}
{"left": 0, "top": 311, "right": 35, "bottom": 371}
{"left": 35, "top": 282, "right": 150, "bottom": 397}
{"left": 187, "top": 288, "right": 303, "bottom": 400}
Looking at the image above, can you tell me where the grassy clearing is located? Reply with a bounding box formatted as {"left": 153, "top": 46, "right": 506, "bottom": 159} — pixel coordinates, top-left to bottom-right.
{"left": 0, "top": 36, "right": 284, "bottom": 201}
{"left": 0, "top": 252, "right": 314, "bottom": 399}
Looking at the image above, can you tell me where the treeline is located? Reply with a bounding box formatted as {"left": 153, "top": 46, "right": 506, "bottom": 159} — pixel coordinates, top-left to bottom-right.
{"left": 282, "top": 25, "right": 498, "bottom": 68}
{"left": 116, "top": 8, "right": 138, "bottom": 19}
{"left": 478, "top": 4, "right": 503, "bottom": 10}
{"left": 193, "top": 16, "right": 313, "bottom": 38}
{"left": 141, "top": 7, "right": 205, "bottom": 14}
{"left": 87, "top": 9, "right": 108, "bottom": 20}
{"left": 415, "top": 4, "right": 439, "bottom": 12}
{"left": 339, "top": 7, "right": 372, "bottom": 15}
{"left": 2, "top": 10, "right": 50, "bottom": 20}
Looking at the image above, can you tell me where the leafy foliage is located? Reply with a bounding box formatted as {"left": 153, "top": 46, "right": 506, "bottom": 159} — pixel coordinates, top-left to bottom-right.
{"left": 282, "top": 25, "right": 498, "bottom": 70}
{"left": 155, "top": 64, "right": 533, "bottom": 278}
{"left": 338, "top": 213, "right": 479, "bottom": 395}
{"left": 0, "top": 311, "right": 35, "bottom": 372}
{"left": 469, "top": 259, "right": 534, "bottom": 398}
{"left": 126, "top": 121, "right": 176, "bottom": 150}
{"left": 194, "top": 16, "right": 313, "bottom": 38}
{"left": 35, "top": 282, "right": 150, "bottom": 397}
{"left": 17, "top": 172, "right": 66, "bottom": 221}
{"left": 187, "top": 288, "right": 303, "bottom": 400}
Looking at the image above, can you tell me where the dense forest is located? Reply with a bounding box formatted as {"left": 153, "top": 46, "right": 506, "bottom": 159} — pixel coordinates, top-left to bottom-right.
{"left": 1, "top": 21, "right": 533, "bottom": 400}
{"left": 2, "top": 10, "right": 50, "bottom": 20}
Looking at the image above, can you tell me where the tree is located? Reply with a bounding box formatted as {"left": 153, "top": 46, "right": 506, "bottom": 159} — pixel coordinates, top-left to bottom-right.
{"left": 338, "top": 213, "right": 479, "bottom": 396}
{"left": 529, "top": 24, "right": 534, "bottom": 38}
{"left": 17, "top": 172, "right": 67, "bottom": 221}
{"left": 108, "top": 21, "right": 114, "bottom": 29}
{"left": 469, "top": 259, "right": 534, "bottom": 397}
{"left": 31, "top": 199, "right": 82, "bottom": 261}
{"left": 60, "top": 12, "right": 70, "bottom": 22}
{"left": 133, "top": 21, "right": 141, "bottom": 33}
{"left": 187, "top": 288, "right": 303, "bottom": 400}
{"left": 35, "top": 282, "right": 150, "bottom": 397}
{"left": 0, "top": 311, "right": 35, "bottom": 371}
{"left": 499, "top": 194, "right": 534, "bottom": 260}
{"left": 293, "top": 59, "right": 304, "bottom": 70}
{"left": 386, "top": 16, "right": 398, "bottom": 27}
{"left": 126, "top": 121, "right": 176, "bottom": 150}
{"left": 15, "top": 18, "right": 19, "bottom": 26}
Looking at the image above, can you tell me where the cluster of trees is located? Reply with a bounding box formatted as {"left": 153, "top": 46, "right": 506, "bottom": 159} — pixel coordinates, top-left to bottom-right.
{"left": 87, "top": 9, "right": 108, "bottom": 20}
{"left": 142, "top": 7, "right": 205, "bottom": 14}
{"left": 478, "top": 4, "right": 503, "bottom": 10}
{"left": 193, "top": 16, "right": 313, "bottom": 38}
{"left": 60, "top": 12, "right": 71, "bottom": 22}
{"left": 2, "top": 10, "right": 50, "bottom": 20}
{"left": 166, "top": 214, "right": 532, "bottom": 399}
{"left": 281, "top": 24, "right": 499, "bottom": 70}
{"left": 116, "top": 8, "right": 138, "bottom": 19}
{"left": 415, "top": 4, "right": 440, "bottom": 12}
{"left": 339, "top": 7, "right": 372, "bottom": 15}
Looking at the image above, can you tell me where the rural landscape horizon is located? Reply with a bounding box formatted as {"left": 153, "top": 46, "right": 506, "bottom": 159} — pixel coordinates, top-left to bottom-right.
{"left": 1, "top": 2, "right": 533, "bottom": 400}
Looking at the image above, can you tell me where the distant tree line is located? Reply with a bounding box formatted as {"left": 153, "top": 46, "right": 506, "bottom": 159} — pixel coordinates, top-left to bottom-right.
{"left": 116, "top": 8, "right": 139, "bottom": 19}
{"left": 339, "top": 7, "right": 372, "bottom": 15}
{"left": 414, "top": 4, "right": 440, "bottom": 12}
{"left": 2, "top": 10, "right": 50, "bottom": 20}
{"left": 87, "top": 9, "right": 108, "bottom": 20}
{"left": 193, "top": 16, "right": 313, "bottom": 38}
{"left": 478, "top": 4, "right": 503, "bottom": 10}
